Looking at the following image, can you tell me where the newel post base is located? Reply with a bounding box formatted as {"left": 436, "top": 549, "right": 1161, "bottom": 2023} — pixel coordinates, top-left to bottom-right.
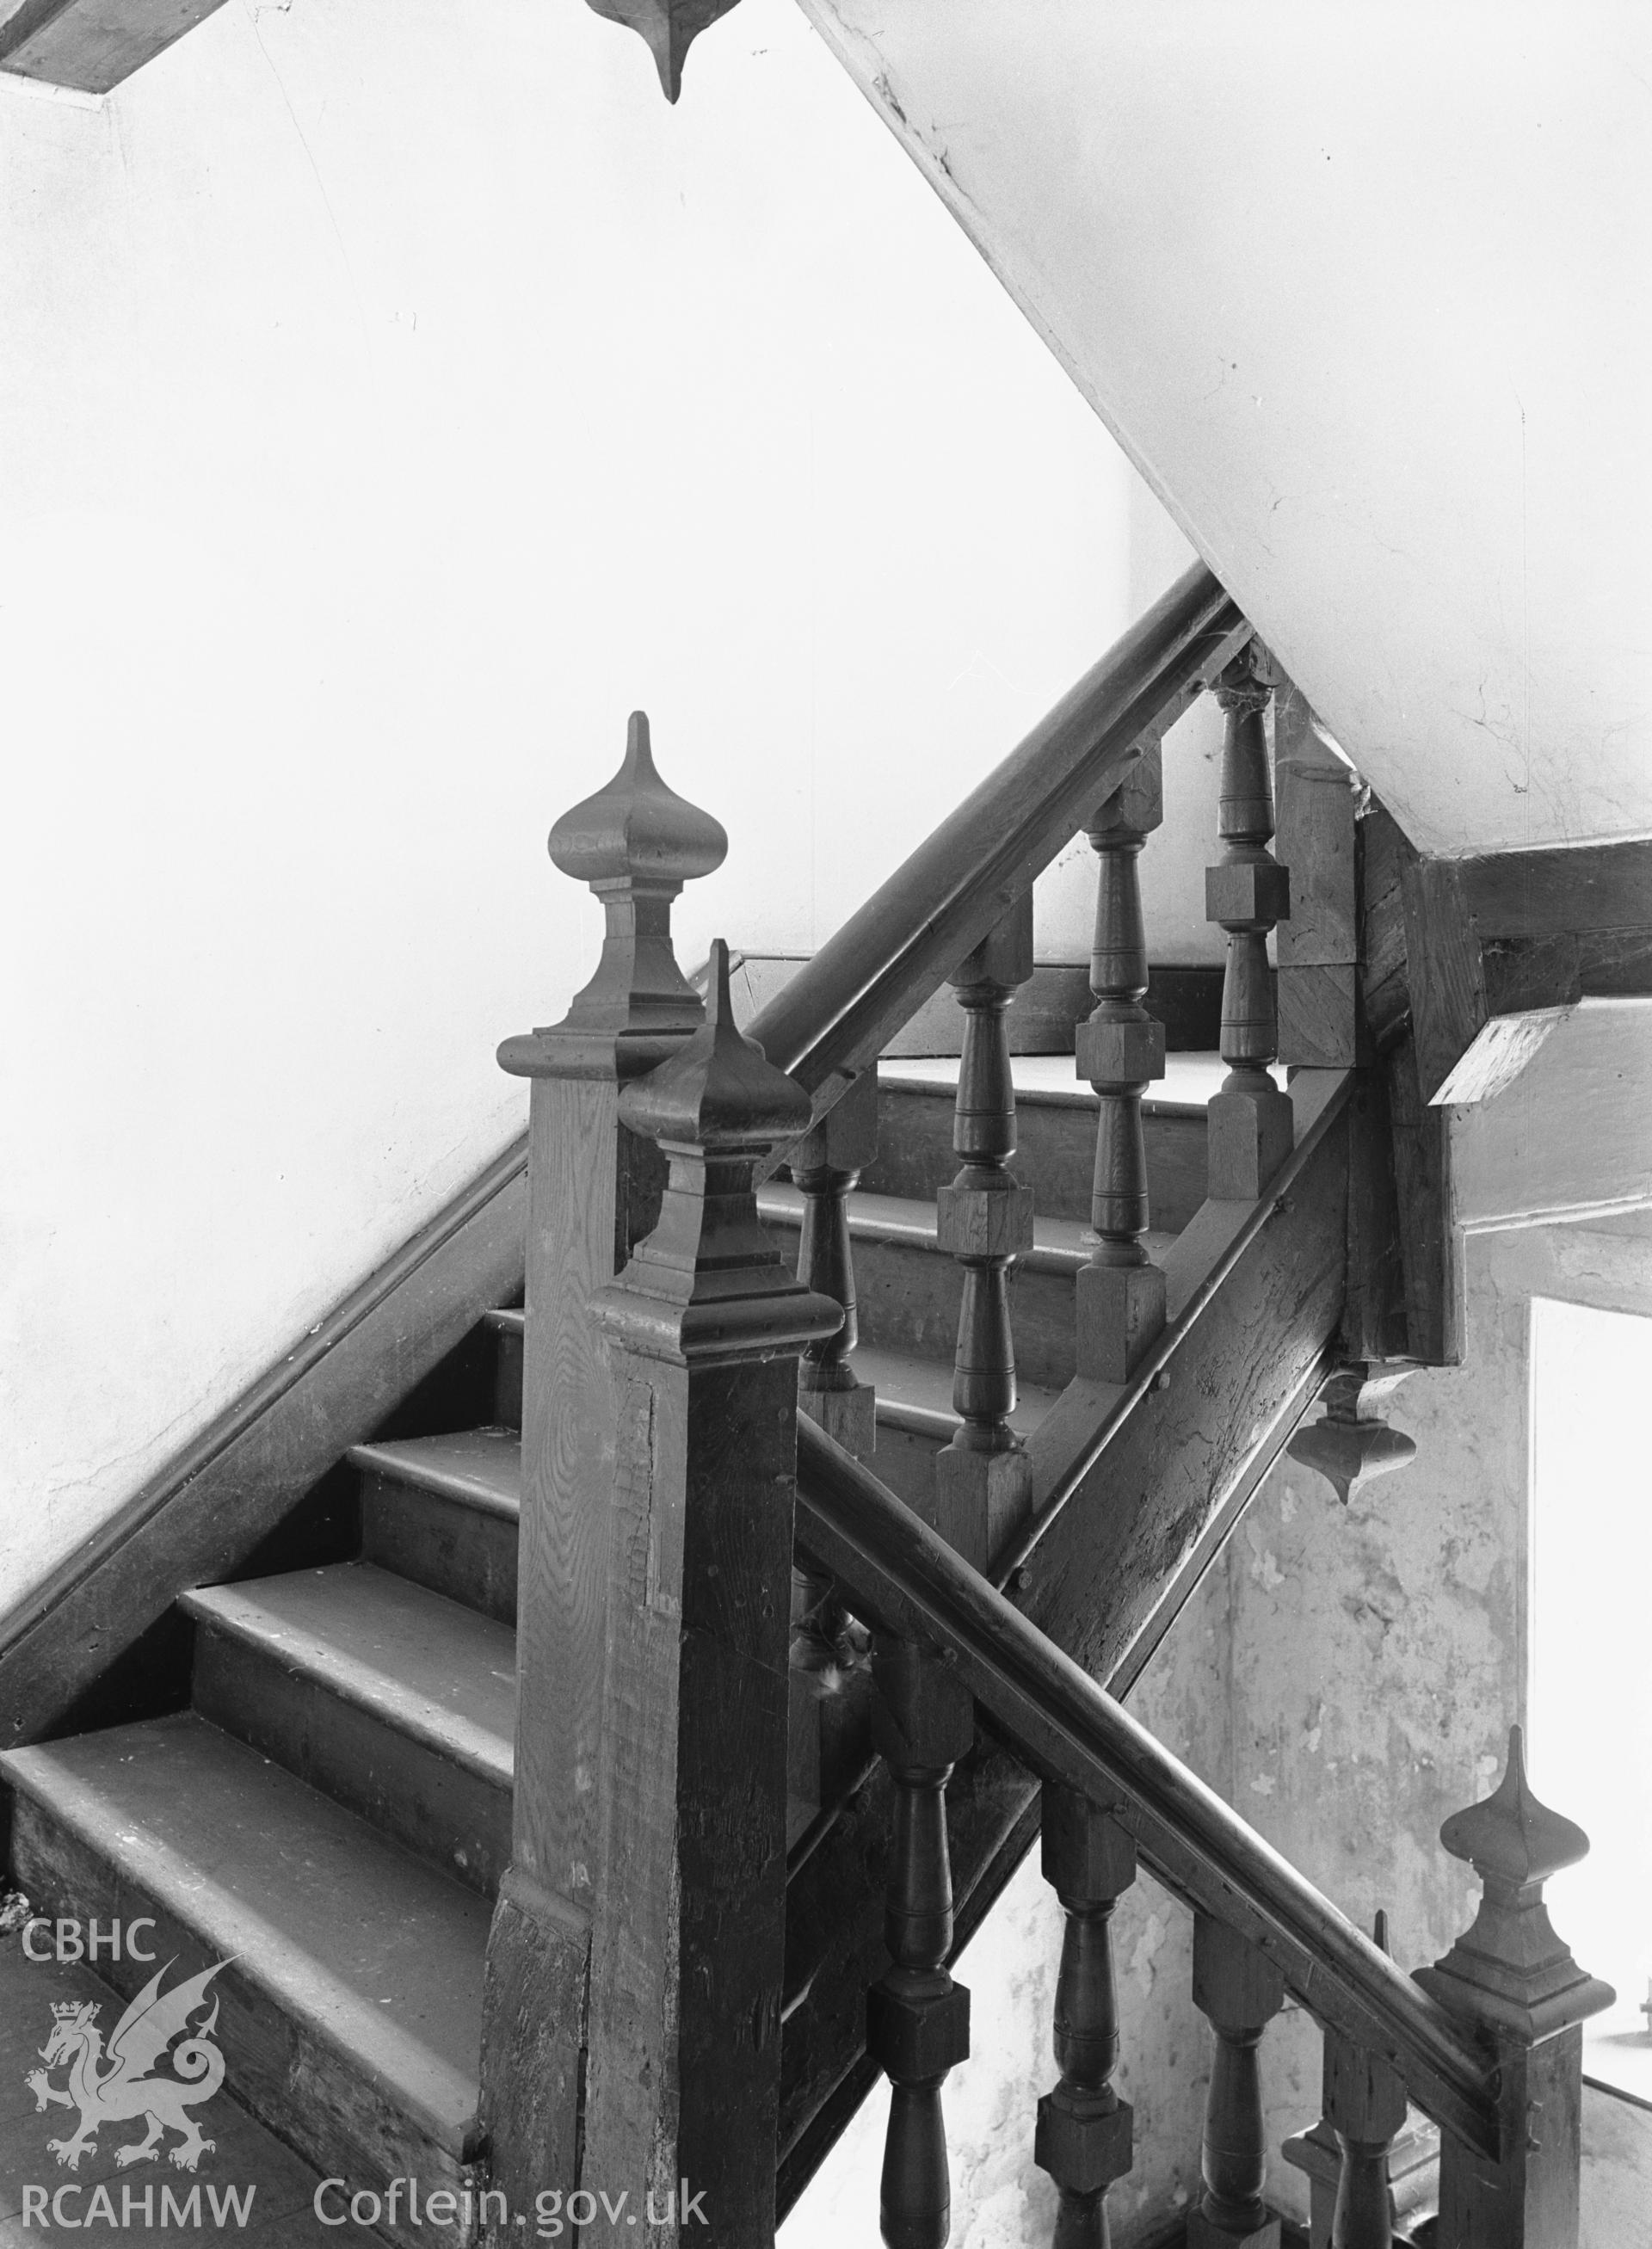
{"left": 478, "top": 712, "right": 726, "bottom": 2228}
{"left": 1415, "top": 1728, "right": 1612, "bottom": 2249}
{"left": 582, "top": 942, "right": 841, "bottom": 2246}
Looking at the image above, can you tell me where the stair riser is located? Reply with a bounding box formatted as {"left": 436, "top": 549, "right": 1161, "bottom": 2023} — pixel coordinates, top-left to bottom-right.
{"left": 361, "top": 1474, "right": 517, "bottom": 1626}
{"left": 863, "top": 1084, "right": 1210, "bottom": 1232}
{"left": 7, "top": 1796, "right": 473, "bottom": 2249}
{"left": 493, "top": 1326, "right": 523, "bottom": 1432}
{"left": 766, "top": 1219, "right": 1076, "bottom": 1392}
{"left": 193, "top": 1624, "right": 510, "bottom": 1900}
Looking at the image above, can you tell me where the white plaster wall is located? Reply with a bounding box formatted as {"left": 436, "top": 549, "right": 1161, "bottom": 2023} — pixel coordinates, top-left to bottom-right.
{"left": 0, "top": 0, "right": 1223, "bottom": 1612}
{"left": 800, "top": 0, "right": 1652, "bottom": 859}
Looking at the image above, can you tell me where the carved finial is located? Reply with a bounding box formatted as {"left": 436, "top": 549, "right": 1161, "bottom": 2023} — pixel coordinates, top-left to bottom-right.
{"left": 582, "top": 0, "right": 743, "bottom": 102}
{"left": 1287, "top": 1362, "right": 1418, "bottom": 1508}
{"left": 548, "top": 712, "right": 726, "bottom": 891}
{"left": 1416, "top": 1725, "right": 1613, "bottom": 2043}
{"left": 1439, "top": 1727, "right": 1589, "bottom": 1896}
{"left": 620, "top": 939, "right": 811, "bottom": 1156}
{"left": 504, "top": 711, "right": 727, "bottom": 1081}
{"left": 600, "top": 941, "right": 839, "bottom": 1363}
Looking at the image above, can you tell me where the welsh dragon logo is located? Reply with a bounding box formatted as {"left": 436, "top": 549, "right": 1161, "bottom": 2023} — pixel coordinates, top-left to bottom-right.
{"left": 25, "top": 1961, "right": 228, "bottom": 2173}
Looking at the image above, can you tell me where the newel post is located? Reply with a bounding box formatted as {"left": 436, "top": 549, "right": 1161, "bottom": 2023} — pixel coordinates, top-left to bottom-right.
{"left": 583, "top": 940, "right": 841, "bottom": 2245}
{"left": 479, "top": 713, "right": 726, "bottom": 2221}
{"left": 1415, "top": 1727, "right": 1612, "bottom": 2248}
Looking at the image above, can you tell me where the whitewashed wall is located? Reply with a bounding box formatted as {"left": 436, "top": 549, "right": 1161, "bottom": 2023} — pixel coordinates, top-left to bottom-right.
{"left": 0, "top": 0, "right": 1223, "bottom": 1611}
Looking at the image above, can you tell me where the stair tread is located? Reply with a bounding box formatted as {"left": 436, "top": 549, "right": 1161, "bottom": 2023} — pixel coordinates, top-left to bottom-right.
{"left": 760, "top": 1180, "right": 1174, "bottom": 1272}
{"left": 182, "top": 1563, "right": 515, "bottom": 1787}
{"left": 349, "top": 1426, "right": 521, "bottom": 1519}
{"left": 0, "top": 1712, "right": 488, "bottom": 2153}
{"left": 852, "top": 1342, "right": 1058, "bottom": 1439}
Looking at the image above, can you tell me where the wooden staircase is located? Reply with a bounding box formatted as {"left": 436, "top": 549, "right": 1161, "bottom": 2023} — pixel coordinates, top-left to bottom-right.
{"left": 0, "top": 1042, "right": 1217, "bottom": 2248}
{"left": 0, "top": 568, "right": 1612, "bottom": 2249}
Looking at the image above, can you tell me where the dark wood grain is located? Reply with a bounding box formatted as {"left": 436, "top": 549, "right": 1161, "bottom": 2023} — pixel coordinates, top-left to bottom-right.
{"left": 1459, "top": 836, "right": 1652, "bottom": 940}
{"left": 0, "top": 1138, "right": 528, "bottom": 1752}
{"left": 790, "top": 1424, "right": 1499, "bottom": 2160}
{"left": 0, "top": 0, "right": 230, "bottom": 94}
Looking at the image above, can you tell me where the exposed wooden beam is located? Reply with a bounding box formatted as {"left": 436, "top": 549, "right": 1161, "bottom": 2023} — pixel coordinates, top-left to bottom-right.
{"left": 1378, "top": 831, "right": 1652, "bottom": 1106}
{"left": 0, "top": 0, "right": 228, "bottom": 96}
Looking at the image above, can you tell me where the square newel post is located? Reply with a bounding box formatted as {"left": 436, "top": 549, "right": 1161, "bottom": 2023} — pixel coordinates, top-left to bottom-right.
{"left": 1415, "top": 1727, "right": 1613, "bottom": 2248}
{"left": 1205, "top": 647, "right": 1294, "bottom": 1198}
{"left": 480, "top": 712, "right": 726, "bottom": 2221}
{"left": 583, "top": 941, "right": 841, "bottom": 2246}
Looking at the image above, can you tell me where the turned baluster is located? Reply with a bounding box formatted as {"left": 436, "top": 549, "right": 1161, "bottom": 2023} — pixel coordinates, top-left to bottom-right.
{"left": 1205, "top": 647, "right": 1294, "bottom": 1198}
{"left": 1033, "top": 1784, "right": 1137, "bottom": 2249}
{"left": 1415, "top": 1726, "right": 1613, "bottom": 2246}
{"left": 867, "top": 1636, "right": 976, "bottom": 2249}
{"left": 1322, "top": 1913, "right": 1410, "bottom": 2249}
{"left": 1187, "top": 1914, "right": 1285, "bottom": 2249}
{"left": 792, "top": 1066, "right": 879, "bottom": 1457}
{"left": 1076, "top": 745, "right": 1168, "bottom": 1384}
{"left": 933, "top": 894, "right": 1036, "bottom": 1569}
{"left": 790, "top": 1066, "right": 878, "bottom": 1703}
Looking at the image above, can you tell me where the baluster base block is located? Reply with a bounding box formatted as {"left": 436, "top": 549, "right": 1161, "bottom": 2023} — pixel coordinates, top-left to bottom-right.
{"left": 1076, "top": 1260, "right": 1167, "bottom": 1386}
{"left": 934, "top": 1439, "right": 1032, "bottom": 1572}
{"left": 1207, "top": 1082, "right": 1296, "bottom": 1200}
{"left": 1034, "top": 2087, "right": 1133, "bottom": 2199}
{"left": 800, "top": 1378, "right": 878, "bottom": 1459}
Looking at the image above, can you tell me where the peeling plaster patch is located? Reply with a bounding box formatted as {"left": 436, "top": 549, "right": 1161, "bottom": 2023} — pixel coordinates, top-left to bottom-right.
{"left": 1278, "top": 1484, "right": 1298, "bottom": 1524}
{"left": 1249, "top": 1773, "right": 1278, "bottom": 1796}
{"left": 1126, "top": 1909, "right": 1169, "bottom": 1993}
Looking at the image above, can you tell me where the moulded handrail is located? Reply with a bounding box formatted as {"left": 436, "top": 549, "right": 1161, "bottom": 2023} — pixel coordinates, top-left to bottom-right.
{"left": 747, "top": 561, "right": 1247, "bottom": 1112}
{"left": 792, "top": 1413, "right": 1501, "bottom": 2163}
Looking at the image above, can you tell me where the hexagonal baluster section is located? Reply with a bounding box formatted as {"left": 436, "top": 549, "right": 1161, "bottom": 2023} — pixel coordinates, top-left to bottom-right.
{"left": 1205, "top": 648, "right": 1294, "bottom": 1198}
{"left": 1187, "top": 1914, "right": 1286, "bottom": 2249}
{"left": 934, "top": 895, "right": 1036, "bottom": 1568}
{"left": 1415, "top": 1726, "right": 1613, "bottom": 2246}
{"left": 867, "top": 1636, "right": 976, "bottom": 2249}
{"left": 1033, "top": 1784, "right": 1137, "bottom": 2248}
{"left": 1076, "top": 744, "right": 1168, "bottom": 1385}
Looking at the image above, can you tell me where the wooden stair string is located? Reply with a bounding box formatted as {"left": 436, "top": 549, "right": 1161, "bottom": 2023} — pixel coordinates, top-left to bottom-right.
{"left": 933, "top": 893, "right": 1036, "bottom": 1568}
{"left": 1076, "top": 743, "right": 1168, "bottom": 1383}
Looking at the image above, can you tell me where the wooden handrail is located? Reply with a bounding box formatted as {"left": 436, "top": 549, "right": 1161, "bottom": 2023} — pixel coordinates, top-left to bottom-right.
{"left": 748, "top": 563, "right": 1248, "bottom": 1111}
{"left": 792, "top": 1416, "right": 1501, "bottom": 2162}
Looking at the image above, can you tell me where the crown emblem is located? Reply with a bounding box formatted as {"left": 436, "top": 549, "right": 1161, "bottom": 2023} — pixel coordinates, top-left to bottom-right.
{"left": 51, "top": 2000, "right": 95, "bottom": 2021}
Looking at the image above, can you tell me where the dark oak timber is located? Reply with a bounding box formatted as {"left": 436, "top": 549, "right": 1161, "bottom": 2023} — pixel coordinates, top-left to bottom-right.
{"left": 583, "top": 943, "right": 839, "bottom": 2245}
{"left": 789, "top": 1420, "right": 1499, "bottom": 2159}
{"left": 483, "top": 712, "right": 725, "bottom": 2224}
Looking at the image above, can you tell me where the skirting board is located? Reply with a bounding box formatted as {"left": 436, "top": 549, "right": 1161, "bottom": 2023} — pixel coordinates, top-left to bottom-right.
{"left": 0, "top": 1136, "right": 529, "bottom": 1751}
